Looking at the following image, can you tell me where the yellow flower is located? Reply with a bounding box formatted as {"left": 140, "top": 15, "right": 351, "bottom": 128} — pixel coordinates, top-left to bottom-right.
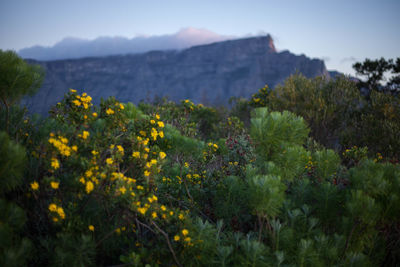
{"left": 144, "top": 170, "right": 150, "bottom": 177}
{"left": 106, "top": 108, "right": 114, "bottom": 115}
{"left": 184, "top": 237, "right": 191, "bottom": 242}
{"left": 50, "top": 181, "right": 59, "bottom": 189}
{"left": 152, "top": 212, "right": 158, "bottom": 218}
{"left": 179, "top": 213, "right": 184, "bottom": 220}
{"left": 184, "top": 162, "right": 189, "bottom": 168}
{"left": 85, "top": 170, "right": 93, "bottom": 177}
{"left": 88, "top": 225, "right": 95, "bottom": 231}
{"left": 159, "top": 131, "right": 164, "bottom": 138}
{"left": 92, "top": 112, "right": 98, "bottom": 117}
{"left": 86, "top": 181, "right": 94, "bottom": 194}
{"left": 57, "top": 207, "right": 65, "bottom": 219}
{"left": 49, "top": 203, "right": 57, "bottom": 212}
{"left": 159, "top": 151, "right": 166, "bottom": 159}
{"left": 79, "top": 177, "right": 86, "bottom": 184}
{"left": 157, "top": 121, "right": 164, "bottom": 128}
{"left": 71, "top": 145, "right": 78, "bottom": 152}
{"left": 117, "top": 145, "right": 124, "bottom": 155}
{"left": 150, "top": 120, "right": 155, "bottom": 124}
{"left": 138, "top": 207, "right": 147, "bottom": 215}
{"left": 150, "top": 159, "right": 157, "bottom": 165}
{"left": 139, "top": 130, "right": 146, "bottom": 136}
{"left": 151, "top": 128, "right": 158, "bottom": 141}
{"left": 182, "top": 229, "right": 189, "bottom": 236}
{"left": 30, "top": 181, "right": 39, "bottom": 190}
{"left": 119, "top": 103, "right": 124, "bottom": 110}
{"left": 174, "top": 235, "right": 180, "bottom": 241}
{"left": 132, "top": 151, "right": 140, "bottom": 158}
{"left": 82, "top": 131, "right": 90, "bottom": 140}
{"left": 51, "top": 158, "right": 60, "bottom": 170}
{"left": 161, "top": 205, "right": 166, "bottom": 211}
{"left": 119, "top": 186, "right": 126, "bottom": 194}
{"left": 156, "top": 114, "right": 160, "bottom": 120}
{"left": 70, "top": 89, "right": 77, "bottom": 93}
{"left": 72, "top": 99, "right": 81, "bottom": 106}
{"left": 106, "top": 158, "right": 113, "bottom": 165}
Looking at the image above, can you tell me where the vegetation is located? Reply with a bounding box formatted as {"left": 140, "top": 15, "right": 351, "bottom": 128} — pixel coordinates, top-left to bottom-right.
{"left": 353, "top": 57, "right": 400, "bottom": 94}
{"left": 0, "top": 50, "right": 44, "bottom": 131}
{"left": 1, "top": 53, "right": 399, "bottom": 266}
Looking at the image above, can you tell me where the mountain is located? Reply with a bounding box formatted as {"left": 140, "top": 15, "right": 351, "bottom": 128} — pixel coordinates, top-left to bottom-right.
{"left": 18, "top": 28, "right": 234, "bottom": 61}
{"left": 22, "top": 35, "right": 330, "bottom": 115}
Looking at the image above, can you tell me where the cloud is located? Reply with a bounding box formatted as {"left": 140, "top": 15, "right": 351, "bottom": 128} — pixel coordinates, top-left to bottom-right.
{"left": 18, "top": 28, "right": 236, "bottom": 61}
{"left": 321, "top": 56, "right": 331, "bottom": 62}
{"left": 340, "top": 57, "right": 358, "bottom": 64}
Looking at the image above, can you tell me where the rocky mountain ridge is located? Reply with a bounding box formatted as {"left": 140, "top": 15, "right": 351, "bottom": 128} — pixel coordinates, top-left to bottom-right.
{"left": 22, "top": 35, "right": 330, "bottom": 115}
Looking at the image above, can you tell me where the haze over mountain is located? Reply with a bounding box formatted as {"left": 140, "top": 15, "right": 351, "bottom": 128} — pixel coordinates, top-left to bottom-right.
{"left": 22, "top": 35, "right": 332, "bottom": 115}
{"left": 18, "top": 28, "right": 235, "bottom": 61}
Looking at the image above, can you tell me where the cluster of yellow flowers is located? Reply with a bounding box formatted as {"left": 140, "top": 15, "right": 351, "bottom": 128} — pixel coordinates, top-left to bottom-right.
{"left": 201, "top": 142, "right": 220, "bottom": 161}
{"left": 173, "top": 228, "right": 193, "bottom": 246}
{"left": 79, "top": 165, "right": 103, "bottom": 194}
{"left": 181, "top": 99, "right": 205, "bottom": 111}
{"left": 78, "top": 130, "right": 90, "bottom": 140}
{"left": 38, "top": 91, "right": 198, "bottom": 248}
{"left": 182, "top": 99, "right": 195, "bottom": 111}
{"left": 171, "top": 166, "right": 205, "bottom": 185}
{"left": 131, "top": 115, "right": 168, "bottom": 178}
{"left": 48, "top": 203, "right": 66, "bottom": 222}
{"left": 374, "top": 152, "right": 384, "bottom": 163}
{"left": 207, "top": 142, "right": 219, "bottom": 151}
{"left": 70, "top": 90, "right": 93, "bottom": 109}
{"left": 251, "top": 85, "right": 269, "bottom": 106}
{"left": 48, "top": 133, "right": 76, "bottom": 157}
{"left": 304, "top": 156, "right": 314, "bottom": 171}
{"left": 105, "top": 102, "right": 125, "bottom": 116}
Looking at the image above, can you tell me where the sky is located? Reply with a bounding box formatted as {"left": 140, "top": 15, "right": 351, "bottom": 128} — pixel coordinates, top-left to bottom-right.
{"left": 1, "top": 0, "right": 399, "bottom": 76}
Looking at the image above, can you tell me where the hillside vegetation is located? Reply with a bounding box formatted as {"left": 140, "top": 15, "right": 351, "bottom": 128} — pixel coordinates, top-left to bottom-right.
{"left": 1, "top": 52, "right": 400, "bottom": 266}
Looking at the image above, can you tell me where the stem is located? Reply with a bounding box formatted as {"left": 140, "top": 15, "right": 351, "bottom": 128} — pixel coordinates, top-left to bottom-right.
{"left": 151, "top": 220, "right": 182, "bottom": 267}
{"left": 342, "top": 222, "right": 358, "bottom": 259}
{"left": 258, "top": 214, "right": 263, "bottom": 242}
{"left": 0, "top": 97, "right": 9, "bottom": 133}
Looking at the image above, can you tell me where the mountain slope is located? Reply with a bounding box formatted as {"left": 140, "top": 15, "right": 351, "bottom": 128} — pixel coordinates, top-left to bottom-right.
{"left": 22, "top": 35, "right": 329, "bottom": 115}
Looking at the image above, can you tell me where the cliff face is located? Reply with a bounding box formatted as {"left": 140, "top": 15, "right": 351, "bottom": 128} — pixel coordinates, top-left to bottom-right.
{"left": 22, "top": 35, "right": 329, "bottom": 114}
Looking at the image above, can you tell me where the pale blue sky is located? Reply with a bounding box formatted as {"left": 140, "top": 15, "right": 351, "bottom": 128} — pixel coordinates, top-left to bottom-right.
{"left": 1, "top": 0, "right": 399, "bottom": 75}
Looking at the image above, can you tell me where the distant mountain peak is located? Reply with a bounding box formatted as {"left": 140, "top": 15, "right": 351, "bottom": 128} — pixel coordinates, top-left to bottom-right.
{"left": 265, "top": 34, "right": 276, "bottom": 53}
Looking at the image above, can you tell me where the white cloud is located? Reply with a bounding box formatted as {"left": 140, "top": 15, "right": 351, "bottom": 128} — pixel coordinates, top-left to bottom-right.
{"left": 18, "top": 28, "right": 236, "bottom": 60}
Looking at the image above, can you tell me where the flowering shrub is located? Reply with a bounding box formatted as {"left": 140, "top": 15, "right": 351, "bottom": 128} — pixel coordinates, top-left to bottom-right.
{"left": 1, "top": 88, "right": 399, "bottom": 266}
